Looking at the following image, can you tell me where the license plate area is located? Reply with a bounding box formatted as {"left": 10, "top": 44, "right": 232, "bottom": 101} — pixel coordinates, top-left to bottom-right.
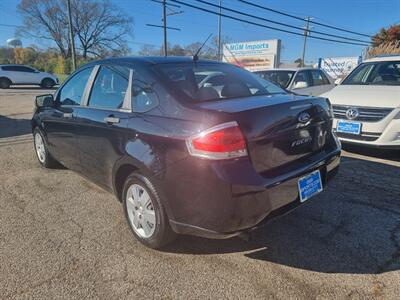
{"left": 298, "top": 170, "right": 323, "bottom": 203}
{"left": 336, "top": 120, "right": 361, "bottom": 135}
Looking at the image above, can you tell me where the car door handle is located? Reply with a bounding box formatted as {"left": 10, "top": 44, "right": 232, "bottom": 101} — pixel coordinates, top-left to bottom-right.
{"left": 63, "top": 112, "right": 73, "bottom": 118}
{"left": 104, "top": 116, "right": 120, "bottom": 125}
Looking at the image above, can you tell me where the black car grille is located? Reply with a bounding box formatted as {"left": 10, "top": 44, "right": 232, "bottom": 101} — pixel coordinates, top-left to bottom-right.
{"left": 333, "top": 105, "right": 393, "bottom": 122}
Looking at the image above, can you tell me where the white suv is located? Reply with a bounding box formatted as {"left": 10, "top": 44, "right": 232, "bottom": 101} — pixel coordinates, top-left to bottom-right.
{"left": 0, "top": 64, "right": 58, "bottom": 88}
{"left": 322, "top": 56, "right": 400, "bottom": 149}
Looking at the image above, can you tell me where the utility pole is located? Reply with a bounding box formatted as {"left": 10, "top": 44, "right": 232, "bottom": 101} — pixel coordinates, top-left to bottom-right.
{"left": 301, "top": 17, "right": 311, "bottom": 67}
{"left": 217, "top": 0, "right": 222, "bottom": 61}
{"left": 67, "top": 0, "right": 76, "bottom": 71}
{"left": 147, "top": 0, "right": 182, "bottom": 57}
{"left": 163, "top": 0, "right": 167, "bottom": 56}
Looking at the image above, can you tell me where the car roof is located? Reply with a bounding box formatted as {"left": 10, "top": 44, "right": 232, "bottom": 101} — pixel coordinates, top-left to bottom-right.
{"left": 86, "top": 56, "right": 219, "bottom": 67}
{"left": 363, "top": 55, "right": 400, "bottom": 63}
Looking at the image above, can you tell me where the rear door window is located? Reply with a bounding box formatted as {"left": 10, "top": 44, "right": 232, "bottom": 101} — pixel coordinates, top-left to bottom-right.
{"left": 132, "top": 79, "right": 159, "bottom": 112}
{"left": 88, "top": 66, "right": 129, "bottom": 109}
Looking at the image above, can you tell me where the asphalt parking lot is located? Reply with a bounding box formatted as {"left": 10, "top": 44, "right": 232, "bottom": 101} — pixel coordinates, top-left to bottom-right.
{"left": 1, "top": 88, "right": 399, "bottom": 299}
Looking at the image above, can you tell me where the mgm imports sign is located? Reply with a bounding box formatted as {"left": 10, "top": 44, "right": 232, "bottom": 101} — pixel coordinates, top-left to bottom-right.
{"left": 223, "top": 39, "right": 281, "bottom": 71}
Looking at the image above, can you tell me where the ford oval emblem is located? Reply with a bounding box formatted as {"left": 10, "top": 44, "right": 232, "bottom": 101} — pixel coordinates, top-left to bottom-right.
{"left": 298, "top": 112, "right": 311, "bottom": 123}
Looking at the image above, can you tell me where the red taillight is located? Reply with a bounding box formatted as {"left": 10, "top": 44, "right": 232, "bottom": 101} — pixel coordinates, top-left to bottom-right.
{"left": 186, "top": 121, "right": 248, "bottom": 159}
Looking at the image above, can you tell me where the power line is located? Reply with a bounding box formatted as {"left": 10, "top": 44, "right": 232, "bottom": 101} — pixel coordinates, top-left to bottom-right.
{"left": 193, "top": 0, "right": 371, "bottom": 44}
{"left": 238, "top": 0, "right": 372, "bottom": 38}
{"left": 169, "top": 0, "right": 370, "bottom": 47}
{"left": 0, "top": 23, "right": 21, "bottom": 28}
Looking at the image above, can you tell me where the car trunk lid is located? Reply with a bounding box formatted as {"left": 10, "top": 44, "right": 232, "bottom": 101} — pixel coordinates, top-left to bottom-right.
{"left": 196, "top": 94, "right": 334, "bottom": 174}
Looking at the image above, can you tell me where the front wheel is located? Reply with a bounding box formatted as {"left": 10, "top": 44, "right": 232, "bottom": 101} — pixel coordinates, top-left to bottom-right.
{"left": 122, "top": 173, "right": 176, "bottom": 249}
{"left": 33, "top": 128, "right": 59, "bottom": 168}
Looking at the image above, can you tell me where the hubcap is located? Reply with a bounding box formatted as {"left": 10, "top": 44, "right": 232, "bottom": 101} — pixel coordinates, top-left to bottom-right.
{"left": 34, "top": 133, "right": 46, "bottom": 163}
{"left": 126, "top": 184, "right": 156, "bottom": 238}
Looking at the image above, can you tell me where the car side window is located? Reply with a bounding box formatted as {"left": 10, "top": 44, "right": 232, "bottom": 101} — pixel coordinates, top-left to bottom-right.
{"left": 310, "top": 70, "right": 329, "bottom": 86}
{"left": 132, "top": 79, "right": 159, "bottom": 113}
{"left": 88, "top": 65, "right": 129, "bottom": 110}
{"left": 293, "top": 71, "right": 310, "bottom": 88}
{"left": 2, "top": 66, "right": 19, "bottom": 71}
{"left": 18, "top": 66, "right": 35, "bottom": 73}
{"left": 58, "top": 67, "right": 94, "bottom": 106}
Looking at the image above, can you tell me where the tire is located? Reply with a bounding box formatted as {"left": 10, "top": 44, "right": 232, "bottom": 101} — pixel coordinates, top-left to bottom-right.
{"left": 40, "top": 78, "right": 55, "bottom": 88}
{"left": 0, "top": 78, "right": 11, "bottom": 89}
{"left": 122, "top": 173, "right": 176, "bottom": 249}
{"left": 33, "top": 127, "right": 60, "bottom": 168}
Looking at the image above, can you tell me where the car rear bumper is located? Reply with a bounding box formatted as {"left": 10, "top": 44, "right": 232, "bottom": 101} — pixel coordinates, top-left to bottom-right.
{"left": 159, "top": 144, "right": 341, "bottom": 239}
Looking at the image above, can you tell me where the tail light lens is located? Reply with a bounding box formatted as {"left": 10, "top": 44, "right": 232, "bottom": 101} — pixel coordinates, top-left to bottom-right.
{"left": 186, "top": 121, "right": 248, "bottom": 159}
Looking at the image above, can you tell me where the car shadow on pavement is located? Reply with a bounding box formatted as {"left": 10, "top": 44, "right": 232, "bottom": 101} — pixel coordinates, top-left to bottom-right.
{"left": 165, "top": 156, "right": 400, "bottom": 275}
{"left": 0, "top": 115, "right": 31, "bottom": 138}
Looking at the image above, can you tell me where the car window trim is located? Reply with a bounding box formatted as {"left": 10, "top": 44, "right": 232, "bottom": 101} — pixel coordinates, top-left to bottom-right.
{"left": 122, "top": 69, "right": 133, "bottom": 110}
{"left": 74, "top": 105, "right": 131, "bottom": 113}
{"left": 81, "top": 65, "right": 100, "bottom": 106}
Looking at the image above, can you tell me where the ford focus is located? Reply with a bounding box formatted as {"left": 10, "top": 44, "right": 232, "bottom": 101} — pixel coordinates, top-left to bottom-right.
{"left": 31, "top": 57, "right": 341, "bottom": 249}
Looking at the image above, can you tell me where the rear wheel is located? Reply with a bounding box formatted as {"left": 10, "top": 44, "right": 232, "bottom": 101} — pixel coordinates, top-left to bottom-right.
{"left": 0, "top": 78, "right": 11, "bottom": 89}
{"left": 122, "top": 173, "right": 176, "bottom": 249}
{"left": 33, "top": 128, "right": 59, "bottom": 168}
{"left": 40, "top": 78, "right": 55, "bottom": 88}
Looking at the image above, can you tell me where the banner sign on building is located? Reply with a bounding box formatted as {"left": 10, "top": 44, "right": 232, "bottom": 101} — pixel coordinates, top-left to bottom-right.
{"left": 318, "top": 56, "right": 361, "bottom": 79}
{"left": 223, "top": 39, "right": 281, "bottom": 71}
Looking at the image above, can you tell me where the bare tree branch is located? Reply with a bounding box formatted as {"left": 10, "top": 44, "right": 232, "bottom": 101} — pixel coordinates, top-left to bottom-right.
{"left": 17, "top": 0, "right": 133, "bottom": 59}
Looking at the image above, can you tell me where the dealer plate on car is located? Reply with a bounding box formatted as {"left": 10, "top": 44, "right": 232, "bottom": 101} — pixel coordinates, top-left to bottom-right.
{"left": 298, "top": 170, "right": 323, "bottom": 203}
{"left": 336, "top": 120, "right": 361, "bottom": 135}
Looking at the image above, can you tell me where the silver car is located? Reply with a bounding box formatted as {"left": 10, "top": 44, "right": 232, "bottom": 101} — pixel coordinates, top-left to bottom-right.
{"left": 254, "top": 67, "right": 335, "bottom": 96}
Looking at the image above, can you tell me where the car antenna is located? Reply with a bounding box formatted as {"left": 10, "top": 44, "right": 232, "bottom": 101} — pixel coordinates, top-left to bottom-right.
{"left": 193, "top": 33, "right": 213, "bottom": 62}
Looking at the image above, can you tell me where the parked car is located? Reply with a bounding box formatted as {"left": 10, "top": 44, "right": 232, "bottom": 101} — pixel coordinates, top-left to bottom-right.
{"left": 322, "top": 55, "right": 400, "bottom": 149}
{"left": 0, "top": 64, "right": 58, "bottom": 88}
{"left": 254, "top": 68, "right": 335, "bottom": 96}
{"left": 32, "top": 57, "right": 341, "bottom": 249}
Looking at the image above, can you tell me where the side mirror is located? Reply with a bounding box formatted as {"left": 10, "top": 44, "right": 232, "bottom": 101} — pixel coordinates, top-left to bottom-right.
{"left": 334, "top": 78, "right": 343, "bottom": 85}
{"left": 293, "top": 81, "right": 308, "bottom": 89}
{"left": 35, "top": 94, "right": 54, "bottom": 108}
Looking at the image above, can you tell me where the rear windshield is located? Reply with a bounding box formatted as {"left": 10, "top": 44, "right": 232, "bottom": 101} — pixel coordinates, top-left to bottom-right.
{"left": 256, "top": 70, "right": 295, "bottom": 88}
{"left": 342, "top": 60, "right": 400, "bottom": 86}
{"left": 153, "top": 62, "right": 286, "bottom": 102}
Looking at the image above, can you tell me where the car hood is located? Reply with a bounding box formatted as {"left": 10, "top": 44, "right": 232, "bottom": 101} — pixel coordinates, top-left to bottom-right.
{"left": 321, "top": 85, "right": 400, "bottom": 108}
